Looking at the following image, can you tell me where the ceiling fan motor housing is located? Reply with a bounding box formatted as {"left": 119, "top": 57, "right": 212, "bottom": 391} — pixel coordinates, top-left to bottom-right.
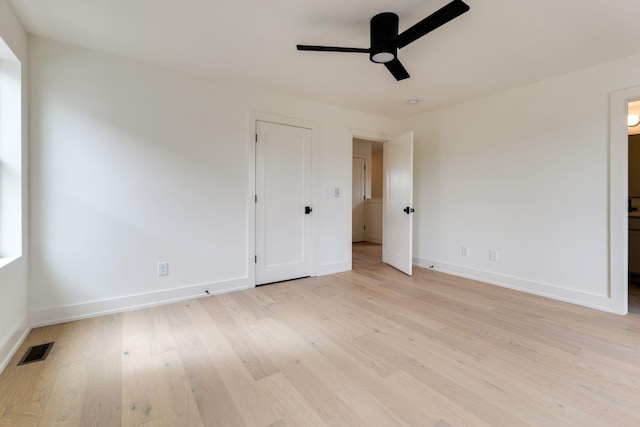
{"left": 370, "top": 12, "right": 399, "bottom": 63}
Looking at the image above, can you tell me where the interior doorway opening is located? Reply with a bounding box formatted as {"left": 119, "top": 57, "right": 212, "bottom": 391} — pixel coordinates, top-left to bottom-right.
{"left": 627, "top": 100, "right": 640, "bottom": 315}
{"left": 352, "top": 137, "right": 384, "bottom": 268}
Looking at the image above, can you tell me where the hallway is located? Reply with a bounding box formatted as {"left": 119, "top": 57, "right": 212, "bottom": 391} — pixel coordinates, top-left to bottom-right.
{"left": 352, "top": 242, "right": 382, "bottom": 269}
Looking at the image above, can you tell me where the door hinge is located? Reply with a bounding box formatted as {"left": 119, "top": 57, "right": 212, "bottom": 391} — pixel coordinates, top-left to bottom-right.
{"left": 255, "top": 134, "right": 258, "bottom": 143}
{"left": 364, "top": 225, "right": 366, "bottom": 230}
{"left": 364, "top": 195, "right": 366, "bottom": 200}
{"left": 255, "top": 194, "right": 257, "bottom": 203}
{"left": 255, "top": 255, "right": 257, "bottom": 263}
{"left": 364, "top": 165, "right": 366, "bottom": 170}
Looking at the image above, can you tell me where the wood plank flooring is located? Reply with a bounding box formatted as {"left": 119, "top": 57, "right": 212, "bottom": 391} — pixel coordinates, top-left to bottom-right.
{"left": 351, "top": 242, "right": 382, "bottom": 270}
{"left": 1, "top": 246, "right": 640, "bottom": 426}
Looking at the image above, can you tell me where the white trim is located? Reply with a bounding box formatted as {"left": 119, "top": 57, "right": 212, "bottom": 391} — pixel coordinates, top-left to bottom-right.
{"left": 609, "top": 86, "right": 640, "bottom": 314}
{"left": 247, "top": 113, "right": 258, "bottom": 288}
{"left": 0, "top": 256, "right": 18, "bottom": 269}
{"left": 414, "top": 256, "right": 612, "bottom": 312}
{"left": 0, "top": 313, "right": 30, "bottom": 374}
{"left": 30, "top": 277, "right": 249, "bottom": 327}
{"left": 316, "top": 261, "right": 350, "bottom": 276}
{"left": 347, "top": 129, "right": 389, "bottom": 271}
{"left": 248, "top": 112, "right": 319, "bottom": 285}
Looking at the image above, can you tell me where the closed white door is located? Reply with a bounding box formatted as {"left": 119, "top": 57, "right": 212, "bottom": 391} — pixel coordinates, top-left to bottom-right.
{"left": 256, "top": 121, "right": 312, "bottom": 285}
{"left": 352, "top": 157, "right": 366, "bottom": 242}
{"left": 383, "top": 131, "right": 414, "bottom": 275}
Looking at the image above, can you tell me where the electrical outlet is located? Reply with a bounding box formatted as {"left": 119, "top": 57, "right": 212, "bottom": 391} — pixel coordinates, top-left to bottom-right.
{"left": 461, "top": 246, "right": 470, "bottom": 257}
{"left": 489, "top": 250, "right": 498, "bottom": 262}
{"left": 157, "top": 261, "right": 169, "bottom": 276}
{"left": 335, "top": 187, "right": 340, "bottom": 198}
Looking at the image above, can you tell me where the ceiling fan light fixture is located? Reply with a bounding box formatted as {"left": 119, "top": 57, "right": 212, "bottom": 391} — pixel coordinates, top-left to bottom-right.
{"left": 629, "top": 114, "right": 640, "bottom": 127}
{"left": 371, "top": 52, "right": 395, "bottom": 63}
{"left": 296, "top": 1, "right": 470, "bottom": 81}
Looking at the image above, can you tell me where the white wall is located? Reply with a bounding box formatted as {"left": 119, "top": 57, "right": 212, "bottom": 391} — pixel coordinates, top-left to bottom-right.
{"left": 21, "top": 10, "right": 640, "bottom": 339}
{"left": 353, "top": 138, "right": 372, "bottom": 199}
{"left": 371, "top": 147, "right": 383, "bottom": 198}
{"left": 29, "top": 37, "right": 394, "bottom": 325}
{"left": 400, "top": 50, "right": 640, "bottom": 311}
{"left": 0, "top": 0, "right": 29, "bottom": 372}
{"left": 365, "top": 198, "right": 382, "bottom": 244}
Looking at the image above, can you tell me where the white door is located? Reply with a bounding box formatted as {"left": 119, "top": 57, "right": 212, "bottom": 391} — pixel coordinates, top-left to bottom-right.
{"left": 352, "top": 157, "right": 366, "bottom": 242}
{"left": 383, "top": 131, "right": 414, "bottom": 275}
{"left": 256, "top": 121, "right": 312, "bottom": 285}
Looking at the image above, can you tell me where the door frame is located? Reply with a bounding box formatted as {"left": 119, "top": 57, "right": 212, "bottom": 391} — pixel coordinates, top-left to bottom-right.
{"left": 352, "top": 155, "right": 367, "bottom": 242}
{"left": 347, "top": 129, "right": 388, "bottom": 269}
{"left": 610, "top": 86, "right": 640, "bottom": 314}
{"left": 248, "top": 112, "right": 319, "bottom": 287}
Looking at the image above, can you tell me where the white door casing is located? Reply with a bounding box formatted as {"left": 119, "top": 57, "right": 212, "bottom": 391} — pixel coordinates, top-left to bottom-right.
{"left": 383, "top": 131, "right": 414, "bottom": 275}
{"left": 352, "top": 157, "right": 366, "bottom": 242}
{"left": 256, "top": 121, "right": 312, "bottom": 285}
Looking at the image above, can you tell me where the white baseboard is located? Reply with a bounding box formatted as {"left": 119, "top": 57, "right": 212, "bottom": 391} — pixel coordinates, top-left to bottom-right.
{"left": 316, "top": 261, "right": 350, "bottom": 276}
{"left": 30, "top": 277, "right": 250, "bottom": 327}
{"left": 414, "top": 256, "right": 612, "bottom": 312}
{"left": 365, "top": 236, "right": 382, "bottom": 244}
{"left": 0, "top": 313, "right": 31, "bottom": 374}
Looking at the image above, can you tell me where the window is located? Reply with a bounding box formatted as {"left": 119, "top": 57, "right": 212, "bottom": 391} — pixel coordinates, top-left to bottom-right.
{"left": 0, "top": 37, "right": 22, "bottom": 264}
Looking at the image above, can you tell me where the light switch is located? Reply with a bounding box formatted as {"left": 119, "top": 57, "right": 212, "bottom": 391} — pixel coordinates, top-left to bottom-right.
{"left": 158, "top": 261, "right": 169, "bottom": 276}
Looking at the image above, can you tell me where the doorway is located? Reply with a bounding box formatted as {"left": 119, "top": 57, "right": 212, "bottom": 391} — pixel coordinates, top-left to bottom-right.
{"left": 352, "top": 137, "right": 384, "bottom": 267}
{"left": 608, "top": 86, "right": 640, "bottom": 315}
{"left": 628, "top": 100, "right": 640, "bottom": 314}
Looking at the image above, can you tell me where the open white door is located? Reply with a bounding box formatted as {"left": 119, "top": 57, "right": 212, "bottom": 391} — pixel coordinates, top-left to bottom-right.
{"left": 383, "top": 131, "right": 414, "bottom": 275}
{"left": 256, "top": 121, "right": 312, "bottom": 285}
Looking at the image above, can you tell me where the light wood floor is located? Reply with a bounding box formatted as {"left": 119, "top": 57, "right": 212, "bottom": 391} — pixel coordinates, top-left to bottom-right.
{"left": 2, "top": 250, "right": 640, "bottom": 426}
{"left": 351, "top": 242, "right": 382, "bottom": 269}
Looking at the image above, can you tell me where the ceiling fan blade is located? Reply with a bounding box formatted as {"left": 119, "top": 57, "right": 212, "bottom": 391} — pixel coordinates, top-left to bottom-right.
{"left": 395, "top": 0, "right": 470, "bottom": 49}
{"left": 297, "top": 45, "right": 369, "bottom": 54}
{"left": 384, "top": 58, "right": 410, "bottom": 81}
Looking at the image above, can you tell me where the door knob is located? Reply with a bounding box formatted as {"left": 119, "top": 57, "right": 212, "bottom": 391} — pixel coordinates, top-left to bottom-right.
{"left": 403, "top": 206, "right": 415, "bottom": 214}
{"left": 305, "top": 206, "right": 313, "bottom": 214}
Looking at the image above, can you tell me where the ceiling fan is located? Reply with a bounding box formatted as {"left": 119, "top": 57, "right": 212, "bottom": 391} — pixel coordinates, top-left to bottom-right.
{"left": 296, "top": 0, "right": 470, "bottom": 81}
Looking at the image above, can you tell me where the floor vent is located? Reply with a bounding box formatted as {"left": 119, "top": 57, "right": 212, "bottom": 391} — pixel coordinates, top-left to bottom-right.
{"left": 18, "top": 342, "right": 54, "bottom": 366}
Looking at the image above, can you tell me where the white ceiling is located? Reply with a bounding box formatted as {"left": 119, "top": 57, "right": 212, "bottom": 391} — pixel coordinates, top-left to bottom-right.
{"left": 9, "top": 0, "right": 640, "bottom": 119}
